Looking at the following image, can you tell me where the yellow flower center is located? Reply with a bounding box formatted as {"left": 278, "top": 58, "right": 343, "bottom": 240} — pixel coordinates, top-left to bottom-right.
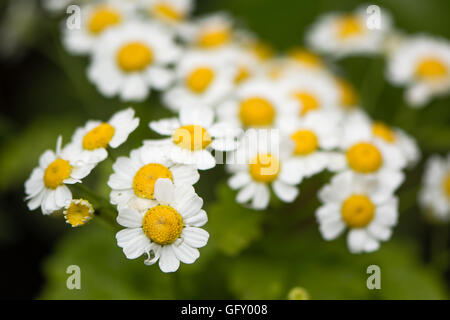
{"left": 416, "top": 58, "right": 447, "bottom": 80}
{"left": 288, "top": 48, "right": 323, "bottom": 68}
{"left": 443, "top": 174, "right": 450, "bottom": 198}
{"left": 346, "top": 142, "right": 383, "bottom": 174}
{"left": 172, "top": 125, "right": 212, "bottom": 151}
{"left": 88, "top": 7, "right": 122, "bottom": 34}
{"left": 64, "top": 199, "right": 94, "bottom": 227}
{"left": 142, "top": 205, "right": 183, "bottom": 245}
{"left": 152, "top": 3, "right": 183, "bottom": 22}
{"left": 337, "top": 15, "right": 363, "bottom": 39}
{"left": 117, "top": 42, "right": 153, "bottom": 72}
{"left": 249, "top": 42, "right": 274, "bottom": 61}
{"left": 372, "top": 122, "right": 396, "bottom": 143}
{"left": 293, "top": 91, "right": 320, "bottom": 116}
{"left": 239, "top": 97, "right": 276, "bottom": 127}
{"left": 234, "top": 66, "right": 251, "bottom": 84}
{"left": 82, "top": 123, "right": 115, "bottom": 150}
{"left": 133, "top": 164, "right": 174, "bottom": 199}
{"left": 249, "top": 153, "right": 280, "bottom": 183}
{"left": 291, "top": 130, "right": 319, "bottom": 155}
{"left": 186, "top": 67, "right": 215, "bottom": 93}
{"left": 44, "top": 158, "right": 72, "bottom": 189}
{"left": 198, "top": 27, "right": 231, "bottom": 48}
{"left": 337, "top": 78, "right": 358, "bottom": 108}
{"left": 341, "top": 194, "right": 375, "bottom": 228}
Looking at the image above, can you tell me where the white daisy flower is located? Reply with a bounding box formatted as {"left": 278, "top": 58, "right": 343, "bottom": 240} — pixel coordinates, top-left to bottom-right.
{"left": 108, "top": 144, "right": 199, "bottom": 211}
{"left": 69, "top": 108, "right": 139, "bottom": 165}
{"left": 280, "top": 110, "right": 343, "bottom": 181}
{"left": 138, "top": 0, "right": 193, "bottom": 25}
{"left": 306, "top": 6, "right": 392, "bottom": 58}
{"left": 222, "top": 46, "right": 262, "bottom": 85}
{"left": 227, "top": 130, "right": 301, "bottom": 210}
{"left": 88, "top": 20, "right": 181, "bottom": 102}
{"left": 147, "top": 106, "right": 240, "bottom": 170}
{"left": 278, "top": 71, "right": 340, "bottom": 118}
{"left": 62, "top": 0, "right": 137, "bottom": 55}
{"left": 179, "top": 13, "right": 234, "bottom": 50}
{"left": 24, "top": 136, "right": 96, "bottom": 215}
{"left": 163, "top": 50, "right": 236, "bottom": 111}
{"left": 63, "top": 199, "right": 95, "bottom": 227}
{"left": 116, "top": 178, "right": 209, "bottom": 273}
{"left": 420, "top": 154, "right": 450, "bottom": 222}
{"left": 387, "top": 35, "right": 450, "bottom": 107}
{"left": 216, "top": 79, "right": 297, "bottom": 129}
{"left": 317, "top": 171, "right": 399, "bottom": 253}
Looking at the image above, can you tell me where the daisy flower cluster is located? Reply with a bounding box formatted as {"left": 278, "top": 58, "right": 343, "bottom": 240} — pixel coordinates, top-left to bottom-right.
{"left": 25, "top": 0, "right": 449, "bottom": 272}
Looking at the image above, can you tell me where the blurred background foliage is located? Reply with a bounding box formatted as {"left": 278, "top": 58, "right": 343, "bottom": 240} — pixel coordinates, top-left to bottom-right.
{"left": 0, "top": 0, "right": 449, "bottom": 299}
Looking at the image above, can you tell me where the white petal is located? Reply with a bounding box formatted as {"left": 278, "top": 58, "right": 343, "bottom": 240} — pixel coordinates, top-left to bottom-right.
{"left": 172, "top": 242, "right": 200, "bottom": 264}
{"left": 116, "top": 228, "right": 151, "bottom": 259}
{"left": 159, "top": 245, "right": 180, "bottom": 273}
{"left": 236, "top": 182, "right": 257, "bottom": 204}
{"left": 251, "top": 184, "right": 270, "bottom": 210}
{"left": 183, "top": 209, "right": 208, "bottom": 227}
{"left": 273, "top": 180, "right": 299, "bottom": 203}
{"left": 319, "top": 219, "right": 346, "bottom": 240}
{"left": 182, "top": 227, "right": 209, "bottom": 248}
{"left": 154, "top": 178, "right": 175, "bottom": 205}
{"left": 228, "top": 172, "right": 251, "bottom": 190}
{"left": 117, "top": 207, "right": 143, "bottom": 228}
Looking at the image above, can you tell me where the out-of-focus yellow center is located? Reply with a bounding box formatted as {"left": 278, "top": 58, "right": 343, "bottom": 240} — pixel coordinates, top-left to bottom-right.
{"left": 249, "top": 153, "right": 280, "bottom": 183}
{"left": 44, "top": 159, "right": 72, "bottom": 189}
{"left": 288, "top": 48, "right": 323, "bottom": 68}
{"left": 82, "top": 123, "right": 115, "bottom": 150}
{"left": 416, "top": 58, "right": 447, "bottom": 80}
{"left": 341, "top": 194, "right": 375, "bottom": 228}
{"left": 88, "top": 7, "right": 122, "bottom": 34}
{"left": 239, "top": 97, "right": 276, "bottom": 127}
{"left": 346, "top": 142, "right": 383, "bottom": 174}
{"left": 291, "top": 130, "right": 319, "bottom": 155}
{"left": 117, "top": 42, "right": 153, "bottom": 72}
{"left": 293, "top": 91, "right": 320, "bottom": 116}
{"left": 172, "top": 125, "right": 212, "bottom": 151}
{"left": 186, "top": 67, "right": 215, "bottom": 93}
{"left": 235, "top": 66, "right": 251, "bottom": 84}
{"left": 249, "top": 42, "right": 274, "bottom": 61}
{"left": 372, "top": 122, "right": 396, "bottom": 143}
{"left": 133, "top": 164, "right": 173, "bottom": 199}
{"left": 337, "top": 78, "right": 358, "bottom": 108}
{"left": 443, "top": 174, "right": 450, "bottom": 198}
{"left": 65, "top": 200, "right": 94, "bottom": 227}
{"left": 198, "top": 27, "right": 231, "bottom": 48}
{"left": 152, "top": 3, "right": 183, "bottom": 22}
{"left": 337, "top": 15, "right": 363, "bottom": 39}
{"left": 142, "top": 205, "right": 183, "bottom": 245}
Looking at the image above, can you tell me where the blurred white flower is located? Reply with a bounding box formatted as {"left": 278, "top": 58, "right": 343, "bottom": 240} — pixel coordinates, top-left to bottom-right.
{"left": 138, "top": 0, "right": 194, "bottom": 25}
{"left": 63, "top": 199, "right": 95, "bottom": 227}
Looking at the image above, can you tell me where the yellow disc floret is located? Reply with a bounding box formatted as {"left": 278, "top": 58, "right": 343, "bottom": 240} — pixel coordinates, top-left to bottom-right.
{"left": 186, "top": 67, "right": 215, "bottom": 93}
{"left": 133, "top": 164, "right": 174, "bottom": 199}
{"left": 64, "top": 199, "right": 94, "bottom": 227}
{"left": 293, "top": 91, "right": 320, "bottom": 116}
{"left": 198, "top": 28, "right": 231, "bottom": 48}
{"left": 142, "top": 205, "right": 183, "bottom": 245}
{"left": 172, "top": 125, "right": 212, "bottom": 151}
{"left": 234, "top": 66, "right": 251, "bottom": 84}
{"left": 288, "top": 48, "right": 323, "bottom": 68}
{"left": 337, "top": 15, "right": 363, "bottom": 39}
{"left": 152, "top": 3, "right": 183, "bottom": 22}
{"left": 346, "top": 142, "right": 383, "bottom": 174}
{"left": 249, "top": 153, "right": 280, "bottom": 183}
{"left": 117, "top": 42, "right": 153, "bottom": 72}
{"left": 291, "top": 130, "right": 319, "bottom": 155}
{"left": 82, "top": 123, "right": 115, "bottom": 150}
{"left": 443, "top": 174, "right": 450, "bottom": 198}
{"left": 239, "top": 97, "right": 276, "bottom": 127}
{"left": 44, "top": 158, "right": 73, "bottom": 189}
{"left": 416, "top": 58, "right": 447, "bottom": 80}
{"left": 372, "top": 122, "right": 396, "bottom": 143}
{"left": 88, "top": 7, "right": 122, "bottom": 34}
{"left": 341, "top": 194, "right": 375, "bottom": 228}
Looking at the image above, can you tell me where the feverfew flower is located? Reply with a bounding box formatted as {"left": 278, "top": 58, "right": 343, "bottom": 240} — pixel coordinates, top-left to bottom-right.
{"left": 116, "top": 178, "right": 209, "bottom": 273}
{"left": 387, "top": 35, "right": 450, "bottom": 107}
{"left": 420, "top": 154, "right": 450, "bottom": 222}
{"left": 64, "top": 199, "right": 95, "bottom": 227}
{"left": 217, "top": 79, "right": 297, "bottom": 129}
{"left": 88, "top": 21, "right": 180, "bottom": 101}
{"left": 108, "top": 145, "right": 199, "bottom": 211}
{"left": 163, "top": 50, "right": 235, "bottom": 111}
{"left": 70, "top": 108, "right": 139, "bottom": 165}
{"left": 306, "top": 6, "right": 392, "bottom": 58}
{"left": 148, "top": 106, "right": 240, "bottom": 170}
{"left": 227, "top": 130, "right": 301, "bottom": 210}
{"left": 317, "top": 171, "right": 399, "bottom": 253}
{"left": 62, "top": 0, "right": 136, "bottom": 55}
{"left": 25, "top": 137, "right": 96, "bottom": 215}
